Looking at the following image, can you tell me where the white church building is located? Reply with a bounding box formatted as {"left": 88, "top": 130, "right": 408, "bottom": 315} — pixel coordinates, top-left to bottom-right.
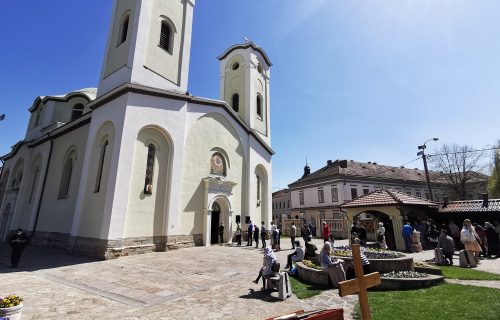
{"left": 0, "top": 0, "right": 273, "bottom": 259}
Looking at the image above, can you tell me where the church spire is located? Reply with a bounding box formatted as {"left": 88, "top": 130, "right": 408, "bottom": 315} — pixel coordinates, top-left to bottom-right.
{"left": 302, "top": 157, "right": 311, "bottom": 179}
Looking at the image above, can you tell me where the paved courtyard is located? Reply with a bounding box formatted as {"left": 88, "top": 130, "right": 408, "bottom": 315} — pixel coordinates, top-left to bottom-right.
{"left": 1, "top": 238, "right": 499, "bottom": 319}
{"left": 0, "top": 239, "right": 357, "bottom": 320}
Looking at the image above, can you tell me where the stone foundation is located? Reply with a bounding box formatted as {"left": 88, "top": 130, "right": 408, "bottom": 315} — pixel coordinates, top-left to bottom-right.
{"left": 29, "top": 231, "right": 203, "bottom": 260}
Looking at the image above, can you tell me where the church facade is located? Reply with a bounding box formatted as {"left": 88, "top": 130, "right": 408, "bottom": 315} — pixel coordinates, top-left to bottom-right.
{"left": 0, "top": 0, "right": 273, "bottom": 259}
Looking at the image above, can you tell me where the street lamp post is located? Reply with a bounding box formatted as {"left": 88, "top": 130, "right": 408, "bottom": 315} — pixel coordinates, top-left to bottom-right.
{"left": 417, "top": 138, "right": 439, "bottom": 201}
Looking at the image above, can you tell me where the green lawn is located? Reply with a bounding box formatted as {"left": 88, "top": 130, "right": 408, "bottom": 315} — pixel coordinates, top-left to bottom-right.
{"left": 289, "top": 276, "right": 329, "bottom": 299}
{"left": 438, "top": 265, "right": 500, "bottom": 280}
{"left": 353, "top": 284, "right": 500, "bottom": 320}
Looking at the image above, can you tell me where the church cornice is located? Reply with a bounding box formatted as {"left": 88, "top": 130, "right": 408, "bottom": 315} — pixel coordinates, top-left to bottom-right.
{"left": 88, "top": 83, "right": 275, "bottom": 155}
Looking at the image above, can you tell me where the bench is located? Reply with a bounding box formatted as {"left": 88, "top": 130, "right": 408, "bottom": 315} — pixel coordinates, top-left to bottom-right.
{"left": 263, "top": 272, "right": 293, "bottom": 301}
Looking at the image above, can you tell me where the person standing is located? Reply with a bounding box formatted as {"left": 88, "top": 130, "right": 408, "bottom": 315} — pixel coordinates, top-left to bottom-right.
{"left": 377, "top": 222, "right": 387, "bottom": 249}
{"left": 426, "top": 220, "right": 439, "bottom": 249}
{"left": 473, "top": 223, "right": 487, "bottom": 258}
{"left": 218, "top": 223, "right": 225, "bottom": 244}
{"left": 254, "top": 224, "right": 260, "bottom": 248}
{"left": 485, "top": 222, "right": 499, "bottom": 258}
{"left": 247, "top": 221, "right": 254, "bottom": 246}
{"left": 437, "top": 229, "right": 455, "bottom": 265}
{"left": 260, "top": 221, "right": 267, "bottom": 249}
{"left": 357, "top": 221, "right": 367, "bottom": 247}
{"left": 235, "top": 222, "right": 242, "bottom": 246}
{"left": 270, "top": 222, "right": 278, "bottom": 248}
{"left": 460, "top": 219, "right": 482, "bottom": 263}
{"left": 9, "top": 228, "right": 29, "bottom": 268}
{"left": 322, "top": 221, "right": 331, "bottom": 243}
{"left": 402, "top": 222, "right": 413, "bottom": 253}
{"left": 290, "top": 222, "right": 297, "bottom": 249}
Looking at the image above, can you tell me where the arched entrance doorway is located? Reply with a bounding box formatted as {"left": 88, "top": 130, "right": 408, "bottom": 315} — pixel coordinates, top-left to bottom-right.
{"left": 211, "top": 202, "right": 221, "bottom": 244}
{"left": 0, "top": 203, "right": 12, "bottom": 241}
{"left": 351, "top": 211, "right": 397, "bottom": 250}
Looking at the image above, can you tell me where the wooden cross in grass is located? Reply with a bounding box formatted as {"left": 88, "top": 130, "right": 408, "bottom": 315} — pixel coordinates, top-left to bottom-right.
{"left": 338, "top": 244, "right": 381, "bottom": 320}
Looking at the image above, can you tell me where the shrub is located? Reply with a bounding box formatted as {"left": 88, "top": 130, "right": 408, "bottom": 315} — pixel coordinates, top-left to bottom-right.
{"left": 0, "top": 295, "right": 23, "bottom": 308}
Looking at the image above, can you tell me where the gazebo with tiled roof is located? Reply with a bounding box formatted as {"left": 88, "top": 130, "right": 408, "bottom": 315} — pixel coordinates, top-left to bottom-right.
{"left": 341, "top": 189, "right": 438, "bottom": 251}
{"left": 438, "top": 194, "right": 500, "bottom": 224}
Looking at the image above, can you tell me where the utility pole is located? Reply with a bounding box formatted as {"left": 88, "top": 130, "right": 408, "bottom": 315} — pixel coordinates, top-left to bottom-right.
{"left": 417, "top": 138, "right": 439, "bottom": 201}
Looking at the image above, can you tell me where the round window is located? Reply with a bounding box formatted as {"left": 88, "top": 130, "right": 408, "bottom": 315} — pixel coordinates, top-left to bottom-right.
{"left": 257, "top": 63, "right": 263, "bottom": 74}
{"left": 232, "top": 62, "right": 239, "bottom": 70}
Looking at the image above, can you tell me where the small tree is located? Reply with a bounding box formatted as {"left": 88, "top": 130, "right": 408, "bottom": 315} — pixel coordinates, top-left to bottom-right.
{"left": 488, "top": 142, "right": 500, "bottom": 198}
{"left": 428, "top": 144, "right": 488, "bottom": 200}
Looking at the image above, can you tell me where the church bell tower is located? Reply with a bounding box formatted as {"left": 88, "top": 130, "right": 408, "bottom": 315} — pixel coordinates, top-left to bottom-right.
{"left": 97, "top": 0, "right": 195, "bottom": 98}
{"left": 218, "top": 42, "right": 272, "bottom": 145}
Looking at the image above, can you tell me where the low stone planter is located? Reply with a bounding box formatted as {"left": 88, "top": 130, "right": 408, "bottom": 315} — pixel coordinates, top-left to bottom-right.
{"left": 332, "top": 256, "right": 414, "bottom": 273}
{"left": 296, "top": 261, "right": 330, "bottom": 287}
{"left": 0, "top": 303, "right": 23, "bottom": 320}
{"left": 376, "top": 274, "right": 444, "bottom": 291}
{"left": 414, "top": 264, "right": 443, "bottom": 275}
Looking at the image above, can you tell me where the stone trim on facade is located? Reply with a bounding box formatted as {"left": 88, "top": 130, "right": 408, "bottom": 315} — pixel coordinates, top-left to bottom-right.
{"left": 29, "top": 231, "right": 203, "bottom": 260}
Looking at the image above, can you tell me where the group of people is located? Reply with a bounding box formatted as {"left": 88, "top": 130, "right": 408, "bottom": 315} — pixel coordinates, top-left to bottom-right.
{"left": 233, "top": 221, "right": 282, "bottom": 250}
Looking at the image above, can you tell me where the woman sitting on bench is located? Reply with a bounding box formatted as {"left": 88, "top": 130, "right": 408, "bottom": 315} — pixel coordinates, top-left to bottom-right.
{"left": 253, "top": 247, "right": 278, "bottom": 288}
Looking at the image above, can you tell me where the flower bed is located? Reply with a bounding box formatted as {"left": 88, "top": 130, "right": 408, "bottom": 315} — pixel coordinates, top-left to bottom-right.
{"left": 382, "top": 271, "right": 429, "bottom": 278}
{"left": 332, "top": 246, "right": 405, "bottom": 259}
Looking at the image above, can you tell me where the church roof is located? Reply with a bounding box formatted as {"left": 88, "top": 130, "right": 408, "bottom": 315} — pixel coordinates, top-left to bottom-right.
{"left": 218, "top": 42, "right": 272, "bottom": 66}
{"left": 341, "top": 189, "right": 439, "bottom": 208}
{"left": 28, "top": 88, "right": 97, "bottom": 112}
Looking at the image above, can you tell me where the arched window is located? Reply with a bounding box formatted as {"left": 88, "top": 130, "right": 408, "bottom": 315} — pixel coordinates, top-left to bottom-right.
{"left": 231, "top": 93, "right": 239, "bottom": 112}
{"left": 256, "top": 174, "right": 261, "bottom": 204}
{"left": 71, "top": 103, "right": 84, "bottom": 121}
{"left": 94, "top": 140, "right": 109, "bottom": 193}
{"left": 210, "top": 152, "right": 226, "bottom": 176}
{"left": 256, "top": 94, "right": 263, "bottom": 118}
{"left": 58, "top": 152, "right": 76, "bottom": 199}
{"left": 159, "top": 21, "right": 172, "bottom": 53}
{"left": 118, "top": 14, "right": 129, "bottom": 46}
{"left": 28, "top": 167, "right": 40, "bottom": 204}
{"left": 143, "top": 144, "right": 155, "bottom": 194}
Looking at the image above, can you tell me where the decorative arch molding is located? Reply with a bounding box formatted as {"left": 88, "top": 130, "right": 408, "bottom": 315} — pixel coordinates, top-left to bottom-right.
{"left": 9, "top": 158, "right": 25, "bottom": 190}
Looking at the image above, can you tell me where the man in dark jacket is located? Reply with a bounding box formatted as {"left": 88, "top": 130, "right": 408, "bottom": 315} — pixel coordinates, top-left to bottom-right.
{"left": 437, "top": 229, "right": 455, "bottom": 265}
{"left": 9, "top": 228, "right": 29, "bottom": 268}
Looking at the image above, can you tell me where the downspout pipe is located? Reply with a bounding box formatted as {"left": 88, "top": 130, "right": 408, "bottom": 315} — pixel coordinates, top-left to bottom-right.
{"left": 31, "top": 135, "right": 54, "bottom": 239}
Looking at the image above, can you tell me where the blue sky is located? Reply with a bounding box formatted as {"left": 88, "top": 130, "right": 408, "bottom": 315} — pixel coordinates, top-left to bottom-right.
{"left": 0, "top": 1, "right": 499, "bottom": 190}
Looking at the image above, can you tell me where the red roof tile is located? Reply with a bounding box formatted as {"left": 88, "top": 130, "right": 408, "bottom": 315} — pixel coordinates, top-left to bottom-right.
{"left": 341, "top": 189, "right": 439, "bottom": 208}
{"left": 439, "top": 199, "right": 500, "bottom": 213}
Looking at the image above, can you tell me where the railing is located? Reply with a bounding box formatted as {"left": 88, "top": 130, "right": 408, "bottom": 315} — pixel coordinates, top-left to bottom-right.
{"left": 281, "top": 219, "right": 303, "bottom": 236}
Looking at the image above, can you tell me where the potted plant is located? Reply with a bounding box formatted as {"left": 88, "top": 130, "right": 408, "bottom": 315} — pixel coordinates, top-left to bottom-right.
{"left": 0, "top": 294, "right": 23, "bottom": 320}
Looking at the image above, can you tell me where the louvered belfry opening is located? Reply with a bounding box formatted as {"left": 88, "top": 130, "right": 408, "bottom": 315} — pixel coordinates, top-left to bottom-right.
{"left": 159, "top": 22, "right": 171, "bottom": 52}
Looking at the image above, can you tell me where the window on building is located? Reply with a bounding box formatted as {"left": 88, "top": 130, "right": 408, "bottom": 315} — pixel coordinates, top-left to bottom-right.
{"left": 159, "top": 21, "right": 172, "bottom": 53}
{"left": 28, "top": 168, "right": 39, "bottom": 204}
{"left": 425, "top": 192, "right": 429, "bottom": 199}
{"left": 318, "top": 188, "right": 324, "bottom": 203}
{"left": 256, "top": 94, "right": 263, "bottom": 118}
{"left": 231, "top": 93, "right": 239, "bottom": 112}
{"left": 299, "top": 190, "right": 304, "bottom": 205}
{"left": 58, "top": 154, "right": 75, "bottom": 199}
{"left": 331, "top": 187, "right": 338, "bottom": 202}
{"left": 279, "top": 202, "right": 281, "bottom": 209}
{"left": 416, "top": 192, "right": 422, "bottom": 198}
{"left": 363, "top": 188, "right": 369, "bottom": 195}
{"left": 94, "top": 140, "right": 109, "bottom": 193}
{"left": 256, "top": 174, "right": 261, "bottom": 204}
{"left": 118, "top": 14, "right": 129, "bottom": 45}
{"left": 71, "top": 103, "right": 84, "bottom": 121}
{"left": 231, "top": 62, "right": 239, "bottom": 70}
{"left": 351, "top": 188, "right": 358, "bottom": 199}
{"left": 143, "top": 144, "right": 155, "bottom": 194}
{"left": 288, "top": 200, "right": 290, "bottom": 208}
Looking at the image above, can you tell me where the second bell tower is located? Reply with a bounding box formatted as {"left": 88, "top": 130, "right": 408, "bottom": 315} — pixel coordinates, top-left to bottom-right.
{"left": 97, "top": 0, "right": 195, "bottom": 98}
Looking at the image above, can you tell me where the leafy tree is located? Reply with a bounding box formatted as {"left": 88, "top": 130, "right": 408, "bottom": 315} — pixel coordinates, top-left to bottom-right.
{"left": 487, "top": 142, "right": 500, "bottom": 198}
{"left": 428, "top": 144, "right": 488, "bottom": 200}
